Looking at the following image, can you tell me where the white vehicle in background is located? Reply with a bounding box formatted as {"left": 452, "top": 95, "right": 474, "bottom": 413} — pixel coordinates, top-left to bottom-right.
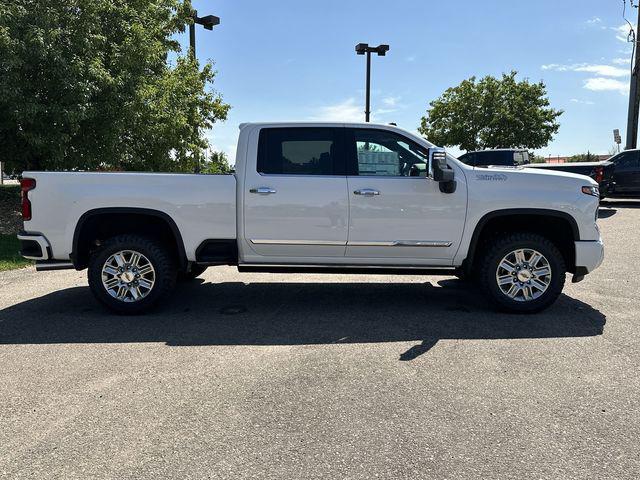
{"left": 18, "top": 122, "right": 604, "bottom": 314}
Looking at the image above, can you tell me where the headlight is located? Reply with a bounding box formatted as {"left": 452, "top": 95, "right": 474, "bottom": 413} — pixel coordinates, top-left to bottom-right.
{"left": 582, "top": 185, "right": 600, "bottom": 197}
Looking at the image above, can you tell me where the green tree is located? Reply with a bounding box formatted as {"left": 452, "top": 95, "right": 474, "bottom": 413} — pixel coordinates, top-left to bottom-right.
{"left": 567, "top": 151, "right": 599, "bottom": 163}
{"left": 201, "top": 151, "right": 232, "bottom": 174}
{"left": 529, "top": 153, "right": 547, "bottom": 164}
{"left": 0, "top": 0, "right": 230, "bottom": 173}
{"left": 419, "top": 72, "right": 562, "bottom": 152}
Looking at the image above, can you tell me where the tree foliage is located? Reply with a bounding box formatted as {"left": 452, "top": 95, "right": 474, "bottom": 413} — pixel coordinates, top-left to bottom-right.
{"left": 419, "top": 72, "right": 562, "bottom": 152}
{"left": 528, "top": 154, "right": 547, "bottom": 164}
{"left": 567, "top": 151, "right": 599, "bottom": 163}
{"left": 0, "top": 0, "right": 230, "bottom": 173}
{"left": 201, "top": 151, "right": 232, "bottom": 174}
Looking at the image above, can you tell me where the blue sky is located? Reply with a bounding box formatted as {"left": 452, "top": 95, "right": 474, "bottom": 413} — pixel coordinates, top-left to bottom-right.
{"left": 182, "top": 0, "right": 634, "bottom": 161}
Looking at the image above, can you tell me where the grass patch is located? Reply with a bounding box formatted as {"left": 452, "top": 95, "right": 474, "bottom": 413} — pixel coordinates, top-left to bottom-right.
{"left": 0, "top": 234, "right": 31, "bottom": 271}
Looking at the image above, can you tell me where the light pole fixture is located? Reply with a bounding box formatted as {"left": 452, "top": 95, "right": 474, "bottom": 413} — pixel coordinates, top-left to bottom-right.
{"left": 189, "top": 10, "right": 220, "bottom": 58}
{"left": 187, "top": 10, "right": 220, "bottom": 173}
{"left": 355, "top": 43, "right": 390, "bottom": 122}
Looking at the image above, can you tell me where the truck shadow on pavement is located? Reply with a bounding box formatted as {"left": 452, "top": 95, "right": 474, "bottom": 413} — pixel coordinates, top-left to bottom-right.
{"left": 0, "top": 279, "right": 606, "bottom": 361}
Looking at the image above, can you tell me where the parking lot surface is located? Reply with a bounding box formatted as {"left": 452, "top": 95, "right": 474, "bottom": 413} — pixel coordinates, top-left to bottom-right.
{"left": 1, "top": 200, "right": 639, "bottom": 479}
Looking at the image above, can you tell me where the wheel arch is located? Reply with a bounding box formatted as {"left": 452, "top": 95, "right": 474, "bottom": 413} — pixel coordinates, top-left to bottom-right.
{"left": 464, "top": 209, "right": 579, "bottom": 274}
{"left": 71, "top": 207, "right": 188, "bottom": 270}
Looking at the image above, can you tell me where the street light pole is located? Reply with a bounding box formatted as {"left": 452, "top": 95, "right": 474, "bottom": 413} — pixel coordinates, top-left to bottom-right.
{"left": 365, "top": 50, "right": 372, "bottom": 122}
{"left": 355, "top": 43, "right": 390, "bottom": 123}
{"left": 189, "top": 21, "right": 196, "bottom": 58}
{"left": 187, "top": 10, "right": 220, "bottom": 172}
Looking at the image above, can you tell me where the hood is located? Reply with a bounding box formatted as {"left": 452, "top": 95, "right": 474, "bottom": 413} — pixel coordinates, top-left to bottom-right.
{"left": 477, "top": 165, "right": 598, "bottom": 185}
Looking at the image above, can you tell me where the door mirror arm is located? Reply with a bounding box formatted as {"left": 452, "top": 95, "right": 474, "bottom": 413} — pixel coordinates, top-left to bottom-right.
{"left": 428, "top": 147, "right": 457, "bottom": 193}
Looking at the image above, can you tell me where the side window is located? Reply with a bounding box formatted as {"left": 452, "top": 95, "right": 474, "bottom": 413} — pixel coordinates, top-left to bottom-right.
{"left": 257, "top": 128, "right": 339, "bottom": 175}
{"left": 615, "top": 151, "right": 639, "bottom": 171}
{"left": 351, "top": 129, "right": 429, "bottom": 177}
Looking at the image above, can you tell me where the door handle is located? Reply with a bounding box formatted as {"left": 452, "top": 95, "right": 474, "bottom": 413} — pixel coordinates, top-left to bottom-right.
{"left": 354, "top": 189, "right": 380, "bottom": 196}
{"left": 250, "top": 187, "right": 277, "bottom": 195}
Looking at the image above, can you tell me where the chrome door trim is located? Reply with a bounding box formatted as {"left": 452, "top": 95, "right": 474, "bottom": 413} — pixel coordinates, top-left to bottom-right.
{"left": 347, "top": 240, "right": 453, "bottom": 248}
{"left": 393, "top": 240, "right": 453, "bottom": 248}
{"left": 347, "top": 241, "right": 396, "bottom": 247}
{"left": 250, "top": 239, "right": 347, "bottom": 246}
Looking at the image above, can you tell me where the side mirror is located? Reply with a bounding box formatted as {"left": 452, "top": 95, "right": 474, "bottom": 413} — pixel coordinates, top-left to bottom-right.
{"left": 429, "top": 147, "right": 456, "bottom": 193}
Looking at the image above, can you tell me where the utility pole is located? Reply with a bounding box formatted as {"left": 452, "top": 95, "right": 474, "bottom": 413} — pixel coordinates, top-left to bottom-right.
{"left": 626, "top": 4, "right": 640, "bottom": 150}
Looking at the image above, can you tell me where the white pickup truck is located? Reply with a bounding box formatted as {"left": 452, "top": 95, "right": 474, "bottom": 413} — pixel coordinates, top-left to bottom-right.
{"left": 18, "top": 122, "right": 604, "bottom": 314}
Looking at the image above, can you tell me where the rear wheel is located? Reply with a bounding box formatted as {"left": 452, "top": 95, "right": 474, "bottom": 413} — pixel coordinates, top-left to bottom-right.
{"left": 479, "top": 233, "right": 566, "bottom": 313}
{"left": 88, "top": 234, "right": 177, "bottom": 314}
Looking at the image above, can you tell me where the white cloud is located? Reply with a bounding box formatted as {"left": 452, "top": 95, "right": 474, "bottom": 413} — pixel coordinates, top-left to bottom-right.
{"left": 574, "top": 64, "right": 627, "bottom": 77}
{"left": 312, "top": 98, "right": 363, "bottom": 122}
{"left": 584, "top": 77, "right": 627, "bottom": 94}
{"left": 311, "top": 97, "right": 404, "bottom": 123}
{"left": 612, "top": 57, "right": 631, "bottom": 65}
{"left": 382, "top": 96, "right": 401, "bottom": 107}
{"left": 615, "top": 24, "right": 633, "bottom": 43}
{"left": 542, "top": 63, "right": 627, "bottom": 77}
{"left": 586, "top": 16, "right": 602, "bottom": 25}
{"left": 406, "top": 55, "right": 417, "bottom": 63}
{"left": 570, "top": 98, "right": 595, "bottom": 105}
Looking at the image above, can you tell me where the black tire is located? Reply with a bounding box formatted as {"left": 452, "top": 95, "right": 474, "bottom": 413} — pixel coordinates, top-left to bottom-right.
{"left": 178, "top": 264, "right": 208, "bottom": 281}
{"left": 88, "top": 234, "right": 177, "bottom": 314}
{"left": 478, "top": 233, "right": 566, "bottom": 314}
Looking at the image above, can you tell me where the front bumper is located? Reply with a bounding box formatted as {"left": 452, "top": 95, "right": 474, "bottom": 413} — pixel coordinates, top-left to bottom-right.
{"left": 575, "top": 238, "right": 604, "bottom": 274}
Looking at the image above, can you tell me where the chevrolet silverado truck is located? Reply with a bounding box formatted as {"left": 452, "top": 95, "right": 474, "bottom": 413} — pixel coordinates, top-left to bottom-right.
{"left": 17, "top": 123, "right": 604, "bottom": 314}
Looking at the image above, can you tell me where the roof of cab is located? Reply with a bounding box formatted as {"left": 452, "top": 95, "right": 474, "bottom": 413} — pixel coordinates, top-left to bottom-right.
{"left": 239, "top": 121, "right": 403, "bottom": 130}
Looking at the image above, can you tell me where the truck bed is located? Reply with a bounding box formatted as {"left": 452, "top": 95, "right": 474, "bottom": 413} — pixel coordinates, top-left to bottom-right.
{"left": 21, "top": 172, "right": 237, "bottom": 261}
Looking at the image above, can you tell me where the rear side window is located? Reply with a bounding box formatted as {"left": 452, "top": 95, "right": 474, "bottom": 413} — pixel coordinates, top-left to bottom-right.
{"left": 257, "top": 128, "right": 340, "bottom": 175}
{"left": 614, "top": 151, "right": 640, "bottom": 170}
{"left": 477, "top": 151, "right": 511, "bottom": 166}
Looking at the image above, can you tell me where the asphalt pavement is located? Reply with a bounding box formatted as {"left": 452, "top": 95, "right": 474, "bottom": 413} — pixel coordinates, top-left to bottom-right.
{"left": 0, "top": 200, "right": 638, "bottom": 479}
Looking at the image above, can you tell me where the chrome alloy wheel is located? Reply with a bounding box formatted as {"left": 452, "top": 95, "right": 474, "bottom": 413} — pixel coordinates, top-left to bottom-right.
{"left": 101, "top": 250, "right": 155, "bottom": 303}
{"left": 495, "top": 248, "right": 552, "bottom": 302}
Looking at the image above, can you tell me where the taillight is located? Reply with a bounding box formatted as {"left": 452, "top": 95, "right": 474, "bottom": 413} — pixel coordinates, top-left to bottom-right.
{"left": 20, "top": 178, "right": 36, "bottom": 221}
{"left": 593, "top": 166, "right": 604, "bottom": 184}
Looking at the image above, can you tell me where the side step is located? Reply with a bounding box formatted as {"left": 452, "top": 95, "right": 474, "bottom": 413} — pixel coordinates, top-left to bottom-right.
{"left": 36, "top": 261, "right": 75, "bottom": 272}
{"left": 238, "top": 265, "right": 457, "bottom": 276}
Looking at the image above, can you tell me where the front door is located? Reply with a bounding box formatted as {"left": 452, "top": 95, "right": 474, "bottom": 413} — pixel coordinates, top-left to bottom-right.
{"left": 243, "top": 127, "right": 349, "bottom": 259}
{"left": 344, "top": 128, "right": 467, "bottom": 265}
{"left": 612, "top": 150, "right": 640, "bottom": 194}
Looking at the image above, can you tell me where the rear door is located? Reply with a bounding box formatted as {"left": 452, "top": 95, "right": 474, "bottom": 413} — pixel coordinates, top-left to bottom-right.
{"left": 612, "top": 151, "right": 640, "bottom": 193}
{"left": 243, "top": 127, "right": 349, "bottom": 258}
{"left": 344, "top": 128, "right": 467, "bottom": 265}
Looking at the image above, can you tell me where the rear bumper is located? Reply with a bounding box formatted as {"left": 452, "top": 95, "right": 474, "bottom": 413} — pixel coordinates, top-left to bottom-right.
{"left": 17, "top": 232, "right": 51, "bottom": 260}
{"left": 575, "top": 239, "right": 604, "bottom": 274}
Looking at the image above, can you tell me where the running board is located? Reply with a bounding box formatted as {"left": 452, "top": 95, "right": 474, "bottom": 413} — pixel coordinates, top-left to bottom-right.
{"left": 238, "top": 265, "right": 457, "bottom": 276}
{"left": 36, "top": 261, "right": 75, "bottom": 272}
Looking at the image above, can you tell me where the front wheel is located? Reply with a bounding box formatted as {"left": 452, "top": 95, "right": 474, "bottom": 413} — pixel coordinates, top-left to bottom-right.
{"left": 479, "top": 233, "right": 566, "bottom": 313}
{"left": 88, "top": 234, "right": 177, "bottom": 314}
